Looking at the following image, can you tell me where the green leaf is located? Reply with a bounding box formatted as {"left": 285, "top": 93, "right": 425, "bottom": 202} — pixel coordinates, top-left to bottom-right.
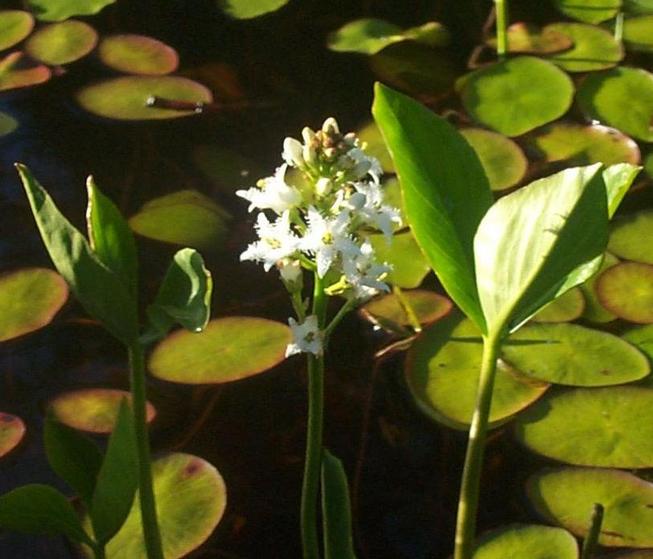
{"left": 144, "top": 248, "right": 212, "bottom": 342}
{"left": 27, "top": 0, "right": 116, "bottom": 22}
{"left": 44, "top": 415, "right": 103, "bottom": 506}
{"left": 602, "top": 162, "right": 640, "bottom": 219}
{"left": 474, "top": 164, "right": 609, "bottom": 334}
{"left": 217, "top": 0, "right": 289, "bottom": 19}
{"left": 86, "top": 176, "right": 138, "bottom": 297}
{"left": 531, "top": 287, "right": 585, "bottom": 323}
{"left": 0, "top": 51, "right": 50, "bottom": 92}
{"left": 548, "top": 22, "right": 623, "bottom": 73}
{"left": 321, "top": 450, "right": 357, "bottom": 559}
{"left": 553, "top": 0, "right": 621, "bottom": 23}
{"left": 472, "top": 524, "right": 578, "bottom": 559}
{"left": 608, "top": 209, "right": 653, "bottom": 263}
{"left": 25, "top": 20, "right": 98, "bottom": 66}
{"left": 90, "top": 400, "right": 138, "bottom": 545}
{"left": 98, "top": 34, "right": 179, "bottom": 76}
{"left": 624, "top": 15, "right": 653, "bottom": 52}
{"left": 596, "top": 262, "right": 653, "bottom": 323}
{"left": 372, "top": 83, "right": 493, "bottom": 331}
{"left": 17, "top": 164, "right": 138, "bottom": 344}
{"left": 0, "top": 484, "right": 92, "bottom": 545}
{"left": 0, "top": 10, "right": 34, "bottom": 51}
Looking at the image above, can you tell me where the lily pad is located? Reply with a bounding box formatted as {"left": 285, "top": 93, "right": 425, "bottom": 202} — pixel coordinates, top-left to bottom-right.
{"left": 473, "top": 524, "right": 578, "bottom": 559}
{"left": 75, "top": 76, "right": 212, "bottom": 120}
{"left": 0, "top": 268, "right": 68, "bottom": 342}
{"left": 596, "top": 262, "right": 653, "bottom": 323}
{"left": 98, "top": 34, "right": 179, "bottom": 76}
{"left": 531, "top": 287, "right": 585, "bottom": 323}
{"left": 27, "top": 0, "right": 116, "bottom": 22}
{"left": 608, "top": 210, "right": 653, "bottom": 264}
{"left": 527, "top": 467, "right": 653, "bottom": 547}
{"left": 0, "top": 111, "right": 17, "bottom": 137}
{"left": 405, "top": 315, "right": 549, "bottom": 430}
{"left": 367, "top": 231, "right": 430, "bottom": 288}
{"left": 624, "top": 16, "right": 653, "bottom": 52}
{"left": 515, "top": 386, "right": 653, "bottom": 467}
{"left": 458, "top": 56, "right": 574, "bottom": 137}
{"left": 460, "top": 128, "right": 528, "bottom": 191}
{"left": 553, "top": 0, "right": 621, "bottom": 23}
{"left": 600, "top": 553, "right": 653, "bottom": 558}
{"left": 0, "top": 413, "right": 25, "bottom": 458}
{"left": 25, "top": 20, "right": 98, "bottom": 66}
{"left": 645, "top": 151, "right": 653, "bottom": 179}
{"left": 87, "top": 452, "right": 226, "bottom": 558}
{"left": 49, "top": 389, "right": 156, "bottom": 434}
{"left": 503, "top": 323, "right": 649, "bottom": 386}
{"left": 528, "top": 122, "right": 640, "bottom": 167}
{"left": 580, "top": 252, "right": 620, "bottom": 323}
{"left": 148, "top": 317, "right": 291, "bottom": 384}
{"left": 625, "top": 0, "right": 653, "bottom": 14}
{"left": 577, "top": 67, "right": 653, "bottom": 142}
{"left": 623, "top": 323, "right": 653, "bottom": 363}
{"left": 547, "top": 23, "right": 623, "bottom": 73}
{"left": 217, "top": 0, "right": 289, "bottom": 19}
{"left": 486, "top": 22, "right": 574, "bottom": 54}
{"left": 356, "top": 121, "right": 394, "bottom": 173}
{"left": 327, "top": 18, "right": 449, "bottom": 55}
{"left": 0, "top": 11, "right": 34, "bottom": 52}
{"left": 128, "top": 190, "right": 230, "bottom": 252}
{"left": 0, "top": 51, "right": 50, "bottom": 92}
{"left": 359, "top": 289, "right": 452, "bottom": 331}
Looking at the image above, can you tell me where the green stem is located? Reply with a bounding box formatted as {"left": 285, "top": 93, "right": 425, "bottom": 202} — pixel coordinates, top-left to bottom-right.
{"left": 495, "top": 0, "right": 509, "bottom": 60}
{"left": 454, "top": 331, "right": 502, "bottom": 559}
{"left": 94, "top": 543, "right": 106, "bottom": 559}
{"left": 614, "top": 12, "right": 624, "bottom": 43}
{"left": 323, "top": 299, "right": 356, "bottom": 340}
{"left": 128, "top": 342, "right": 165, "bottom": 559}
{"left": 580, "top": 503, "right": 604, "bottom": 559}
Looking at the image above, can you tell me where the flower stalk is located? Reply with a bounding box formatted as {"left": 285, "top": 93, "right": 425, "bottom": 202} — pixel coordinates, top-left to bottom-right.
{"left": 495, "top": 0, "right": 509, "bottom": 60}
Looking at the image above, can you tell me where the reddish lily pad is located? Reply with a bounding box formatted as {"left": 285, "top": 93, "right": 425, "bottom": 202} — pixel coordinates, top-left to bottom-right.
{"left": 0, "top": 51, "right": 50, "bottom": 92}
{"left": 0, "top": 413, "right": 25, "bottom": 458}
{"left": 473, "top": 524, "right": 578, "bottom": 559}
{"left": 0, "top": 268, "right": 68, "bottom": 342}
{"left": 548, "top": 23, "right": 623, "bottom": 73}
{"left": 49, "top": 389, "right": 156, "bottom": 434}
{"left": 531, "top": 287, "right": 585, "bottom": 323}
{"left": 608, "top": 210, "right": 653, "bottom": 265}
{"left": 0, "top": 11, "right": 34, "bottom": 52}
{"left": 98, "top": 34, "right": 179, "bottom": 76}
{"left": 25, "top": 20, "right": 98, "bottom": 66}
{"left": 27, "top": 0, "right": 116, "bottom": 22}
{"left": 580, "top": 252, "right": 620, "bottom": 323}
{"left": 75, "top": 76, "right": 212, "bottom": 120}
{"left": 359, "top": 289, "right": 452, "bottom": 331}
{"left": 624, "top": 15, "right": 653, "bottom": 52}
{"left": 596, "top": 262, "right": 653, "bottom": 323}
{"left": 148, "top": 317, "right": 291, "bottom": 384}
{"left": 486, "top": 22, "right": 574, "bottom": 54}
{"left": 553, "top": 0, "right": 621, "bottom": 23}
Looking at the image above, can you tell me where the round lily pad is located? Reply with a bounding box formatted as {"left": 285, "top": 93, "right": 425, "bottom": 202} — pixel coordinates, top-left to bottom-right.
{"left": 148, "top": 317, "right": 291, "bottom": 384}
{"left": 128, "top": 190, "right": 230, "bottom": 251}
{"left": 0, "top": 110, "right": 17, "bottom": 137}
{"left": 548, "top": 23, "right": 623, "bottom": 73}
{"left": 527, "top": 467, "right": 653, "bottom": 547}
{"left": 608, "top": 210, "right": 653, "bottom": 265}
{"left": 405, "top": 315, "right": 549, "bottom": 430}
{"left": 623, "top": 324, "right": 653, "bottom": 363}
{"left": 596, "top": 262, "right": 653, "bottom": 323}
{"left": 503, "top": 322, "right": 649, "bottom": 386}
{"left": 473, "top": 524, "right": 578, "bottom": 559}
{"left": 98, "top": 34, "right": 179, "bottom": 76}
{"left": 0, "top": 11, "right": 34, "bottom": 51}
{"left": 528, "top": 122, "right": 640, "bottom": 167}
{"left": 356, "top": 121, "right": 394, "bottom": 173}
{"left": 27, "top": 0, "right": 116, "bottom": 22}
{"left": 0, "top": 51, "right": 50, "bottom": 92}
{"left": 0, "top": 413, "right": 25, "bottom": 458}
{"left": 531, "top": 287, "right": 585, "bottom": 323}
{"left": 580, "top": 252, "right": 620, "bottom": 323}
{"left": 75, "top": 76, "right": 212, "bottom": 120}
{"left": 514, "top": 386, "right": 653, "bottom": 468}
{"left": 89, "top": 452, "right": 226, "bottom": 558}
{"left": 0, "top": 268, "right": 68, "bottom": 342}
{"left": 486, "top": 23, "right": 574, "bottom": 54}
{"left": 460, "top": 128, "right": 528, "bottom": 191}
{"left": 553, "top": 0, "right": 621, "bottom": 23}
{"left": 367, "top": 231, "right": 430, "bottom": 288}
{"left": 359, "top": 289, "right": 452, "bottom": 331}
{"left": 458, "top": 56, "right": 574, "bottom": 137}
{"left": 577, "top": 67, "right": 653, "bottom": 142}
{"left": 25, "top": 20, "right": 98, "bottom": 66}
{"left": 624, "top": 16, "right": 653, "bottom": 52}
{"left": 49, "top": 389, "right": 156, "bottom": 434}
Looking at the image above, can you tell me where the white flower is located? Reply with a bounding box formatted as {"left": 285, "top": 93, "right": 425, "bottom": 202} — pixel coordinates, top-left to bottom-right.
{"left": 240, "top": 211, "right": 298, "bottom": 271}
{"left": 282, "top": 137, "right": 304, "bottom": 168}
{"left": 236, "top": 164, "right": 301, "bottom": 214}
{"left": 343, "top": 241, "right": 391, "bottom": 301}
{"left": 348, "top": 147, "right": 383, "bottom": 184}
{"left": 286, "top": 315, "right": 323, "bottom": 356}
{"left": 278, "top": 258, "right": 302, "bottom": 286}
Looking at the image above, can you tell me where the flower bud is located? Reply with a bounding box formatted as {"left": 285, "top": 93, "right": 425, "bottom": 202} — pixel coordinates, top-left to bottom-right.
{"left": 278, "top": 258, "right": 303, "bottom": 291}
{"left": 303, "top": 143, "right": 317, "bottom": 165}
{"left": 282, "top": 137, "right": 304, "bottom": 168}
{"left": 315, "top": 177, "right": 333, "bottom": 196}
{"left": 302, "top": 127, "right": 316, "bottom": 145}
{"left": 322, "top": 117, "right": 340, "bottom": 135}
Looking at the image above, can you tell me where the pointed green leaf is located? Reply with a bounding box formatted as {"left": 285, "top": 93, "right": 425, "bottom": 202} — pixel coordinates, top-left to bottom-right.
{"left": 321, "top": 450, "right": 357, "bottom": 559}
{"left": 372, "top": 83, "right": 492, "bottom": 331}
{"left": 17, "top": 164, "right": 138, "bottom": 344}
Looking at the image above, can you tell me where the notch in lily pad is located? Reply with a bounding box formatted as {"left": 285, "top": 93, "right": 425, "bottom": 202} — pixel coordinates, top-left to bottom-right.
{"left": 98, "top": 34, "right": 179, "bottom": 76}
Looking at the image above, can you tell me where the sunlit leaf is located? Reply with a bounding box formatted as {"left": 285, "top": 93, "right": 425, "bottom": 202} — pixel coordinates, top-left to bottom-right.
{"left": 486, "top": 22, "right": 573, "bottom": 54}
{"left": 25, "top": 20, "right": 98, "bottom": 65}
{"left": 608, "top": 210, "right": 653, "bottom": 264}
{"left": 596, "top": 262, "right": 653, "bottom": 323}
{"left": 580, "top": 252, "right": 619, "bottom": 323}
{"left": 367, "top": 232, "right": 430, "bottom": 288}
{"left": 623, "top": 15, "right": 653, "bottom": 52}
{"left": 98, "top": 34, "right": 179, "bottom": 76}
{"left": 0, "top": 11, "right": 34, "bottom": 51}
{"left": 548, "top": 22, "right": 623, "bottom": 73}
{"left": 473, "top": 524, "right": 578, "bottom": 559}
{"left": 27, "top": 0, "right": 116, "bottom": 22}
{"left": 217, "top": 0, "right": 289, "bottom": 19}
{"left": 322, "top": 450, "right": 357, "bottom": 559}
{"left": 553, "top": 0, "right": 621, "bottom": 23}
{"left": 531, "top": 287, "right": 585, "bottom": 323}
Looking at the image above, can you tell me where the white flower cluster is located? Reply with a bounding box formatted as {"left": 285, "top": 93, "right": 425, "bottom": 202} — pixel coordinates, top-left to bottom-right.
{"left": 237, "top": 117, "right": 401, "bottom": 356}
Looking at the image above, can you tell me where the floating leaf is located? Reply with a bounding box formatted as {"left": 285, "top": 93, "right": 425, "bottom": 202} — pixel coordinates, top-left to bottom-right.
{"left": 486, "top": 22, "right": 574, "bottom": 54}
{"left": 98, "top": 34, "right": 179, "bottom": 76}
{"left": 503, "top": 323, "right": 649, "bottom": 386}
{"left": 596, "top": 262, "right": 653, "bottom": 323}
{"left": 356, "top": 121, "right": 394, "bottom": 173}
{"left": 548, "top": 23, "right": 623, "bottom": 73}
{"left": 27, "top": 0, "right": 116, "bottom": 22}
{"left": 0, "top": 111, "right": 17, "bottom": 137}
{"left": 600, "top": 552, "right": 653, "bottom": 558}
{"left": 623, "top": 15, "right": 653, "bottom": 52}
{"left": 0, "top": 413, "right": 25, "bottom": 458}
{"left": 149, "top": 317, "right": 291, "bottom": 384}
{"left": 367, "top": 231, "right": 430, "bottom": 288}
{"left": 359, "top": 289, "right": 452, "bottom": 331}
{"left": 460, "top": 128, "right": 528, "bottom": 191}
{"left": 527, "top": 467, "right": 653, "bottom": 547}
{"left": 76, "top": 76, "right": 212, "bottom": 120}
{"left": 0, "top": 51, "right": 50, "bottom": 92}
{"left": 531, "top": 287, "right": 585, "bottom": 323}
{"left": 473, "top": 524, "right": 578, "bottom": 559}
{"left": 405, "top": 315, "right": 549, "bottom": 430}
{"left": 217, "top": 0, "right": 289, "bottom": 19}
{"left": 0, "top": 268, "right": 68, "bottom": 342}
{"left": 625, "top": 0, "right": 653, "bottom": 13}
{"left": 553, "top": 0, "right": 621, "bottom": 23}
{"left": 25, "top": 20, "right": 98, "bottom": 65}
{"left": 49, "top": 389, "right": 156, "bottom": 434}
{"left": 192, "top": 145, "right": 263, "bottom": 193}
{"left": 580, "top": 252, "right": 620, "bottom": 323}
{"left": 458, "top": 56, "right": 574, "bottom": 137}
{"left": 321, "top": 450, "right": 357, "bottom": 559}
{"left": 0, "top": 11, "right": 34, "bottom": 51}
{"left": 608, "top": 210, "right": 653, "bottom": 264}
{"left": 623, "top": 323, "right": 653, "bottom": 363}
{"left": 515, "top": 386, "right": 653, "bottom": 468}
{"left": 577, "top": 67, "right": 653, "bottom": 142}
